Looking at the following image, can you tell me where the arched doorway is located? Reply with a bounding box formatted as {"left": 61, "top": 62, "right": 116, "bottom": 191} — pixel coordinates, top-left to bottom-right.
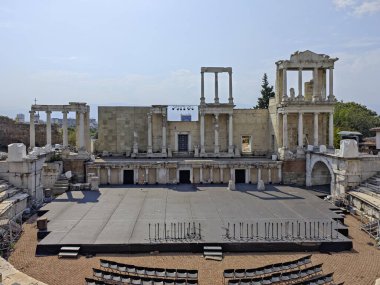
{"left": 310, "top": 160, "right": 334, "bottom": 194}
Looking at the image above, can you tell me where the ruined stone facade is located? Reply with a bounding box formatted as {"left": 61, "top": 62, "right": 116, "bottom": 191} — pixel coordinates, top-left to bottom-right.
{"left": 89, "top": 51, "right": 338, "bottom": 186}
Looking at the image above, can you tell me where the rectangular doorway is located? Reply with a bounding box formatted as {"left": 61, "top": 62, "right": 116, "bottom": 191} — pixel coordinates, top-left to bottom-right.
{"left": 123, "top": 170, "right": 134, "bottom": 184}
{"left": 235, "top": 169, "right": 245, "bottom": 183}
{"left": 179, "top": 170, "right": 191, "bottom": 184}
{"left": 178, "top": 134, "right": 189, "bottom": 152}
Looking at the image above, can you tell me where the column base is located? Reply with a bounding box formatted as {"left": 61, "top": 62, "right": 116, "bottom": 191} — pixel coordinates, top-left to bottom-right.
{"left": 214, "top": 145, "right": 220, "bottom": 154}
{"left": 328, "top": 94, "right": 336, "bottom": 102}
{"left": 161, "top": 148, "right": 167, "bottom": 155}
{"left": 228, "top": 98, "right": 234, "bottom": 104}
{"left": 147, "top": 147, "right": 153, "bottom": 154}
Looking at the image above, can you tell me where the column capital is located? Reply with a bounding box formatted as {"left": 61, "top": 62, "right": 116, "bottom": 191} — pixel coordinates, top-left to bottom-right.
{"left": 62, "top": 110, "right": 69, "bottom": 114}
{"left": 298, "top": 111, "right": 304, "bottom": 115}
{"left": 46, "top": 110, "right": 52, "bottom": 114}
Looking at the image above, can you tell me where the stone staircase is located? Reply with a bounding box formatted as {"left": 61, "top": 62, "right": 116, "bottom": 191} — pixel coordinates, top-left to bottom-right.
{"left": 0, "top": 179, "right": 28, "bottom": 217}
{"left": 203, "top": 245, "right": 223, "bottom": 261}
{"left": 52, "top": 176, "right": 69, "bottom": 196}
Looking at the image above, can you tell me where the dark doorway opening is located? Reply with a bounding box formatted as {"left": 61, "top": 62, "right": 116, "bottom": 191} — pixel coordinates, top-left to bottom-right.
{"left": 123, "top": 170, "right": 134, "bottom": 184}
{"left": 235, "top": 169, "right": 245, "bottom": 183}
{"left": 178, "top": 134, "right": 189, "bottom": 152}
{"left": 179, "top": 170, "right": 191, "bottom": 184}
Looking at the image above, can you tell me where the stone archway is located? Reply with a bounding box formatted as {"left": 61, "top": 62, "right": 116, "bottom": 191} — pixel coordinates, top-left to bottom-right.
{"left": 307, "top": 155, "right": 336, "bottom": 196}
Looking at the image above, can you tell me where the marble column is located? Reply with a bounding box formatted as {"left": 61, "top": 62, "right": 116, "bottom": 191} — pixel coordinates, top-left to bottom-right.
{"left": 298, "top": 68, "right": 303, "bottom": 98}
{"left": 220, "top": 168, "right": 224, "bottom": 183}
{"left": 298, "top": 112, "right": 303, "bottom": 148}
{"left": 200, "top": 112, "right": 205, "bottom": 154}
{"left": 268, "top": 168, "right": 272, "bottom": 184}
{"left": 228, "top": 114, "right": 234, "bottom": 154}
{"left": 228, "top": 71, "right": 233, "bottom": 104}
{"left": 62, "top": 111, "right": 68, "bottom": 147}
{"left": 145, "top": 168, "right": 149, "bottom": 184}
{"left": 147, "top": 112, "right": 153, "bottom": 154}
{"left": 214, "top": 72, "right": 219, "bottom": 103}
{"left": 162, "top": 114, "right": 167, "bottom": 154}
{"left": 200, "top": 167, "right": 203, "bottom": 183}
{"left": 282, "top": 113, "right": 288, "bottom": 148}
{"left": 214, "top": 114, "right": 219, "bottom": 154}
{"left": 329, "top": 112, "right": 334, "bottom": 148}
{"left": 29, "top": 111, "right": 35, "bottom": 148}
{"left": 282, "top": 68, "right": 288, "bottom": 100}
{"left": 78, "top": 111, "right": 85, "bottom": 149}
{"left": 278, "top": 165, "right": 282, "bottom": 183}
{"left": 46, "top": 111, "right": 52, "bottom": 146}
{"left": 230, "top": 168, "right": 234, "bottom": 182}
{"left": 314, "top": 112, "right": 319, "bottom": 147}
{"left": 328, "top": 67, "right": 334, "bottom": 101}
{"left": 210, "top": 167, "right": 214, "bottom": 183}
{"left": 313, "top": 67, "right": 319, "bottom": 102}
{"left": 200, "top": 72, "right": 205, "bottom": 104}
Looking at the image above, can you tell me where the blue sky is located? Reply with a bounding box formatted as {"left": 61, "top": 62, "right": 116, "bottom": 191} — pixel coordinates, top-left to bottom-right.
{"left": 0, "top": 0, "right": 380, "bottom": 120}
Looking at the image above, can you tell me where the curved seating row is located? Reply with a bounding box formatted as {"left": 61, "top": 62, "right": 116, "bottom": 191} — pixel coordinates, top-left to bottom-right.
{"left": 227, "top": 264, "right": 323, "bottom": 285}
{"left": 93, "top": 268, "right": 198, "bottom": 285}
{"left": 86, "top": 277, "right": 197, "bottom": 285}
{"left": 292, "top": 272, "right": 336, "bottom": 285}
{"left": 224, "top": 255, "right": 312, "bottom": 279}
{"left": 99, "top": 259, "right": 198, "bottom": 279}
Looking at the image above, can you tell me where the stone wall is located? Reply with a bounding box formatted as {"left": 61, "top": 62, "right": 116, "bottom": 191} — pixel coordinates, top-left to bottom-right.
{"left": 282, "top": 159, "right": 306, "bottom": 185}
{"left": 0, "top": 116, "right": 62, "bottom": 150}
{"left": 63, "top": 158, "right": 88, "bottom": 183}
{"left": 41, "top": 161, "right": 63, "bottom": 188}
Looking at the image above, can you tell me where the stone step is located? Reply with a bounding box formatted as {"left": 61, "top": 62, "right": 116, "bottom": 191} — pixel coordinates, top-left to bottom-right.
{"left": 60, "top": 246, "right": 80, "bottom": 252}
{"left": 0, "top": 188, "right": 21, "bottom": 203}
{"left": 58, "top": 251, "right": 79, "bottom": 258}
{"left": 203, "top": 251, "right": 223, "bottom": 256}
{"left": 0, "top": 184, "right": 9, "bottom": 193}
{"left": 203, "top": 246, "right": 222, "bottom": 251}
{"left": 205, "top": 255, "right": 223, "bottom": 261}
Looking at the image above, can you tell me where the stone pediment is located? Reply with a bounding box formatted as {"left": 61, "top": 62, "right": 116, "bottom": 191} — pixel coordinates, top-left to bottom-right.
{"left": 276, "top": 50, "right": 338, "bottom": 69}
{"left": 290, "top": 50, "right": 338, "bottom": 63}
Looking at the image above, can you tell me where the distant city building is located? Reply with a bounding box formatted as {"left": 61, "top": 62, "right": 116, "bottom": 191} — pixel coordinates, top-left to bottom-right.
{"left": 15, "top": 113, "right": 25, "bottom": 123}
{"left": 50, "top": 117, "right": 97, "bottom": 129}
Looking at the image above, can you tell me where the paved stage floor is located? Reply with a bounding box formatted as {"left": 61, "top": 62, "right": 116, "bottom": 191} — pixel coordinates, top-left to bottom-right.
{"left": 37, "top": 184, "right": 351, "bottom": 254}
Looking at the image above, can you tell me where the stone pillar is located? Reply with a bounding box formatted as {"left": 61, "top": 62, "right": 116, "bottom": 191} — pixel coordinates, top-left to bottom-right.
{"left": 162, "top": 114, "right": 167, "bottom": 154}
{"left": 210, "top": 167, "right": 214, "bottom": 183}
{"left": 200, "top": 71, "right": 205, "bottom": 104}
{"left": 214, "top": 114, "right": 219, "bottom": 154}
{"left": 200, "top": 112, "right": 205, "bottom": 154}
{"left": 298, "top": 68, "right": 303, "bottom": 98}
{"left": 228, "top": 71, "right": 233, "bottom": 104}
{"left": 200, "top": 167, "right": 203, "bottom": 183}
{"left": 147, "top": 112, "right": 153, "bottom": 154}
{"left": 62, "top": 111, "right": 68, "bottom": 147}
{"left": 46, "top": 111, "right": 52, "bottom": 146}
{"left": 298, "top": 112, "right": 303, "bottom": 148}
{"left": 29, "top": 111, "right": 35, "bottom": 148}
{"left": 230, "top": 168, "right": 234, "bottom": 182}
{"left": 328, "top": 67, "right": 334, "bottom": 101}
{"left": 282, "top": 113, "right": 288, "bottom": 148}
{"left": 228, "top": 114, "right": 234, "bottom": 154}
{"left": 246, "top": 167, "right": 251, "bottom": 184}
{"left": 107, "top": 167, "right": 111, "bottom": 184}
{"left": 278, "top": 165, "right": 282, "bottom": 183}
{"left": 282, "top": 68, "right": 288, "bottom": 100}
{"left": 119, "top": 169, "right": 123, "bottom": 184}
{"left": 258, "top": 167, "right": 262, "bottom": 181}
{"left": 313, "top": 67, "right": 319, "bottom": 102}
{"left": 78, "top": 111, "right": 85, "bottom": 149}
{"left": 268, "top": 168, "right": 272, "bottom": 184}
{"left": 314, "top": 112, "right": 319, "bottom": 147}
{"left": 214, "top": 72, "right": 219, "bottom": 103}
{"left": 220, "top": 168, "right": 224, "bottom": 183}
{"left": 145, "top": 168, "right": 149, "bottom": 184}
{"left": 329, "top": 112, "right": 334, "bottom": 148}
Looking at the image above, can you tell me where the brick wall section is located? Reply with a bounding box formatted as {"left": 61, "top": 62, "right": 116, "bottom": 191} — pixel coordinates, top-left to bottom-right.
{"left": 282, "top": 159, "right": 306, "bottom": 185}
{"left": 0, "top": 116, "right": 62, "bottom": 150}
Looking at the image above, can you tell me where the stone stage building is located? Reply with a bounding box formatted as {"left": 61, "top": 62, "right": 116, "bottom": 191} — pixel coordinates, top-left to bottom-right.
{"left": 88, "top": 51, "right": 337, "bottom": 186}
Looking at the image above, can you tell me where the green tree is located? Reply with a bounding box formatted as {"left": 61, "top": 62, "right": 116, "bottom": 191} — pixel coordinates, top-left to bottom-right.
{"left": 68, "top": 127, "right": 76, "bottom": 146}
{"left": 254, "top": 73, "right": 275, "bottom": 109}
{"left": 334, "top": 101, "right": 380, "bottom": 138}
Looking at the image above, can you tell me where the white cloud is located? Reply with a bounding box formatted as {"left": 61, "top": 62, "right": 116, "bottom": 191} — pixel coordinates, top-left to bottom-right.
{"left": 333, "top": 0, "right": 380, "bottom": 15}
{"left": 333, "top": 0, "right": 356, "bottom": 8}
{"left": 354, "top": 0, "right": 380, "bottom": 15}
